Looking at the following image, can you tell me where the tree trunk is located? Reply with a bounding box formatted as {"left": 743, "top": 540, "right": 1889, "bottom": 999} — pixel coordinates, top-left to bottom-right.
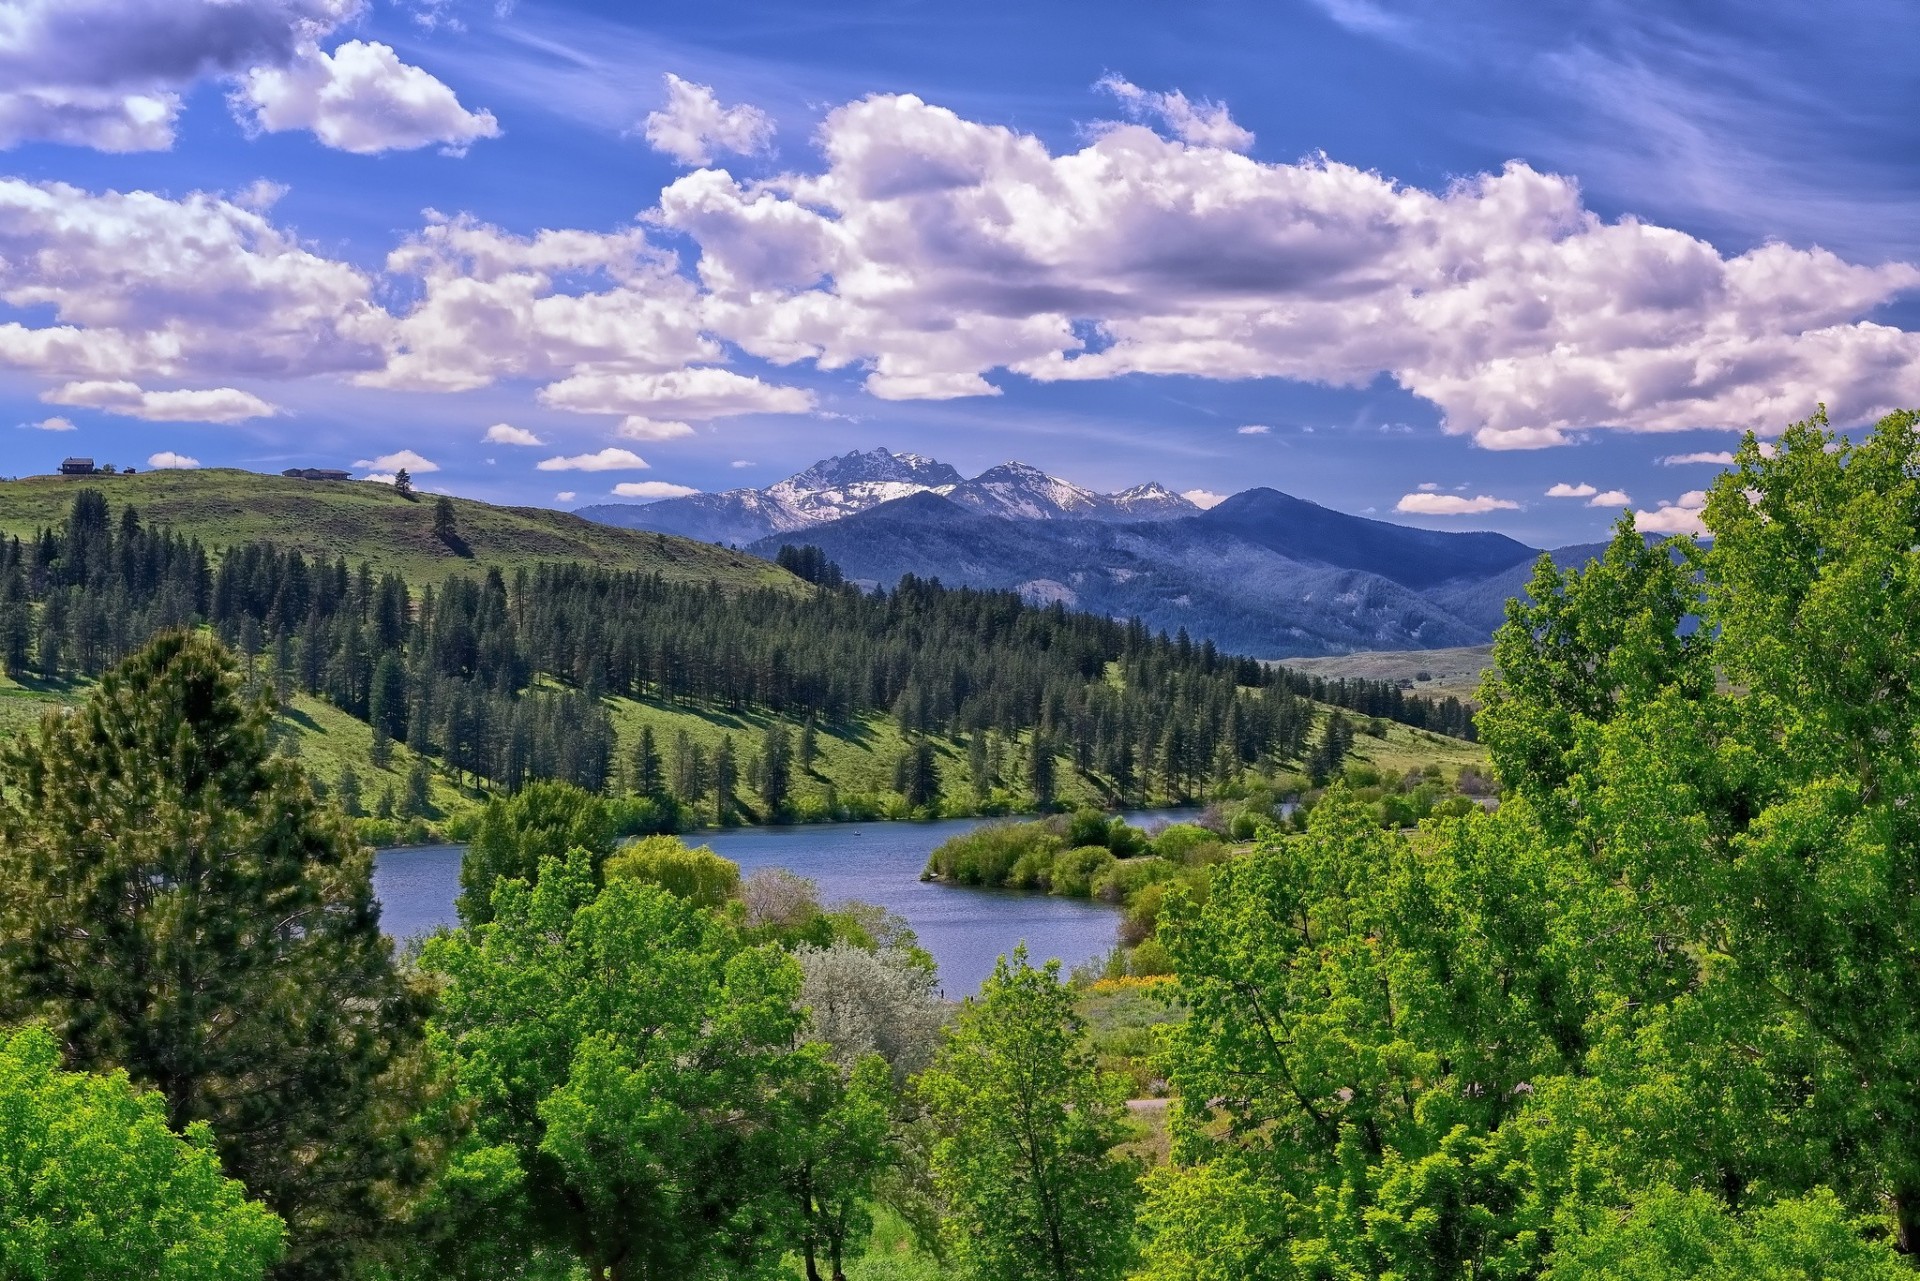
{"left": 803, "top": 1239, "right": 824, "bottom": 1281}
{"left": 1895, "top": 1186, "right": 1920, "bottom": 1256}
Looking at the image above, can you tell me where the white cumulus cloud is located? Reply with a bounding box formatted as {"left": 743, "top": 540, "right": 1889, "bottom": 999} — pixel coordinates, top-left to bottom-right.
{"left": 654, "top": 92, "right": 1920, "bottom": 444}
{"left": 232, "top": 40, "right": 500, "bottom": 155}
{"left": 1587, "top": 489, "right": 1632, "bottom": 507}
{"left": 483, "top": 423, "right": 544, "bottom": 446}
{"left": 554, "top": 490, "right": 576, "bottom": 502}
{"left": 0, "top": 178, "right": 388, "bottom": 383}
{"left": 612, "top": 480, "right": 700, "bottom": 500}
{"left": 1396, "top": 492, "right": 1521, "bottom": 515}
{"left": 147, "top": 450, "right": 200, "bottom": 469}
{"left": 1237, "top": 424, "right": 1271, "bottom": 435}
{"left": 642, "top": 73, "right": 774, "bottom": 166}
{"left": 537, "top": 447, "right": 649, "bottom": 472}
{"left": 538, "top": 367, "right": 814, "bottom": 420}
{"left": 1546, "top": 481, "right": 1597, "bottom": 498}
{"left": 355, "top": 449, "right": 439, "bottom": 473}
{"left": 1097, "top": 76, "right": 1255, "bottom": 151}
{"left": 43, "top": 379, "right": 278, "bottom": 422}
{"left": 0, "top": 0, "right": 357, "bottom": 152}
{"left": 1660, "top": 450, "right": 1735, "bottom": 465}
{"left": 1181, "top": 488, "right": 1228, "bottom": 509}
{"left": 367, "top": 213, "right": 720, "bottom": 394}
{"left": 19, "top": 416, "right": 75, "bottom": 431}
{"left": 617, "top": 416, "right": 696, "bottom": 441}
{"left": 1637, "top": 489, "right": 1710, "bottom": 536}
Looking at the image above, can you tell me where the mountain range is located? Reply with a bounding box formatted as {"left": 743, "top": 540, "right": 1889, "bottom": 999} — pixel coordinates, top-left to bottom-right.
{"left": 575, "top": 448, "right": 1199, "bottom": 546}
{"left": 578, "top": 449, "right": 1605, "bottom": 658}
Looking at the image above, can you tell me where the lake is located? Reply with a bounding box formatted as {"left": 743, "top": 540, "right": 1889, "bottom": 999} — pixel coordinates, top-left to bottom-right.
{"left": 372, "top": 809, "right": 1197, "bottom": 995}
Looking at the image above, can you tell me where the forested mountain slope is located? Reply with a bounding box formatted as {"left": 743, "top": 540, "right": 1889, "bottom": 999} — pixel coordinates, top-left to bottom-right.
{"left": 752, "top": 492, "right": 1613, "bottom": 657}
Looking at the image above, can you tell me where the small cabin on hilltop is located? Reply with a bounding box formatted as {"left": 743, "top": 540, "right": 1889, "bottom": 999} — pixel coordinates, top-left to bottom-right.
{"left": 59, "top": 458, "right": 96, "bottom": 476}
{"left": 283, "top": 467, "right": 353, "bottom": 482}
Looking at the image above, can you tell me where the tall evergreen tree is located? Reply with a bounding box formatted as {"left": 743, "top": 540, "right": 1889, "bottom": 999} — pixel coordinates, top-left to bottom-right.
{"left": 630, "top": 723, "right": 665, "bottom": 800}
{"left": 761, "top": 722, "right": 794, "bottom": 817}
{"left": 0, "top": 633, "right": 426, "bottom": 1279}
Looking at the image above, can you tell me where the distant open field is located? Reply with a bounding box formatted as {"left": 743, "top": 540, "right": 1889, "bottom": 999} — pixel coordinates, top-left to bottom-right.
{"left": 0, "top": 468, "right": 793, "bottom": 589}
{"left": 1280, "top": 644, "right": 1496, "bottom": 700}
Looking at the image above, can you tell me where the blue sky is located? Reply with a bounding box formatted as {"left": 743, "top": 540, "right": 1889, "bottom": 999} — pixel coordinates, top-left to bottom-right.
{"left": 1, "top": 0, "right": 1915, "bottom": 547}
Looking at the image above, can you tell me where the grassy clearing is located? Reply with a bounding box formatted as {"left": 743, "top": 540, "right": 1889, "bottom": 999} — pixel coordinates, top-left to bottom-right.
{"left": 1281, "top": 644, "right": 1496, "bottom": 699}
{"left": 602, "top": 693, "right": 1112, "bottom": 819}
{"left": 0, "top": 468, "right": 792, "bottom": 589}
{"left": 1, "top": 668, "right": 1485, "bottom": 838}
{"left": 1344, "top": 713, "right": 1488, "bottom": 778}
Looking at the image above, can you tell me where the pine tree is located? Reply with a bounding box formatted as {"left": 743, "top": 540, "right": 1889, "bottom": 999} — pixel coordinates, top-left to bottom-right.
{"left": 0, "top": 633, "right": 426, "bottom": 1277}
{"left": 895, "top": 739, "right": 940, "bottom": 812}
{"left": 798, "top": 718, "right": 819, "bottom": 773}
{"left": 761, "top": 722, "right": 793, "bottom": 817}
{"left": 630, "top": 724, "right": 664, "bottom": 800}
{"left": 432, "top": 495, "right": 466, "bottom": 555}
{"left": 1027, "top": 733, "right": 1058, "bottom": 811}
{"left": 713, "top": 734, "right": 739, "bottom": 826}
{"left": 337, "top": 764, "right": 363, "bottom": 817}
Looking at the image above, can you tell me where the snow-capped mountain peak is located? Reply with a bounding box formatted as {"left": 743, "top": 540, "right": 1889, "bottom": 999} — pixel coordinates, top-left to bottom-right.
{"left": 575, "top": 447, "right": 1208, "bottom": 544}
{"left": 944, "top": 461, "right": 1105, "bottom": 520}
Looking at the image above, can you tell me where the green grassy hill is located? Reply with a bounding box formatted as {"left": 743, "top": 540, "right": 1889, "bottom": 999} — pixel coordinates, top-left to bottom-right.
{"left": 0, "top": 468, "right": 791, "bottom": 588}
{"left": 0, "top": 469, "right": 1489, "bottom": 839}
{"left": 1279, "top": 644, "right": 1495, "bottom": 699}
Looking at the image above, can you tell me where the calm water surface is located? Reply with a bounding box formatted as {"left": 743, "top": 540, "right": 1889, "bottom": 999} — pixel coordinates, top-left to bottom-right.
{"left": 372, "top": 809, "right": 1196, "bottom": 995}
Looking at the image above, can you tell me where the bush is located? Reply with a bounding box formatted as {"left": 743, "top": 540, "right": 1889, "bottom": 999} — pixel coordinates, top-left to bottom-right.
{"left": 1050, "top": 846, "right": 1117, "bottom": 898}
{"left": 605, "top": 836, "right": 741, "bottom": 909}
{"left": 1149, "top": 823, "right": 1217, "bottom": 864}
{"left": 608, "top": 794, "right": 686, "bottom": 838}
{"left": 1128, "top": 938, "right": 1173, "bottom": 977}
{"left": 1091, "top": 856, "right": 1177, "bottom": 904}
{"left": 925, "top": 822, "right": 1060, "bottom": 887}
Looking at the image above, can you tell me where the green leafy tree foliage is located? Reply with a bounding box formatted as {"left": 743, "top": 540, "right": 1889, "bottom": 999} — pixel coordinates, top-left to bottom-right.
{"left": 777, "top": 1051, "right": 897, "bottom": 1281}
{"left": 1546, "top": 1187, "right": 1906, "bottom": 1281}
{"left": 0, "top": 633, "right": 424, "bottom": 1279}
{"left": 919, "top": 949, "right": 1139, "bottom": 1281}
{"left": 456, "top": 779, "right": 613, "bottom": 925}
{"left": 604, "top": 834, "right": 741, "bottom": 909}
{"left": 417, "top": 850, "right": 808, "bottom": 1281}
{"left": 0, "top": 1026, "right": 284, "bottom": 1281}
{"left": 1475, "top": 408, "right": 1920, "bottom": 1253}
{"left": 1145, "top": 789, "right": 1576, "bottom": 1281}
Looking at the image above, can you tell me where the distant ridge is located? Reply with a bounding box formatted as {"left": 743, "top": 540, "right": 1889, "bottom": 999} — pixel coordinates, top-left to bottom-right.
{"left": 576, "top": 448, "right": 1199, "bottom": 545}
{"left": 745, "top": 490, "right": 1597, "bottom": 658}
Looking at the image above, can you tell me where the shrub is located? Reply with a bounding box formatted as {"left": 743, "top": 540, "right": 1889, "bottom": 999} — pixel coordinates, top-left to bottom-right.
{"left": 605, "top": 836, "right": 741, "bottom": 909}
{"left": 925, "top": 822, "right": 1060, "bottom": 887}
{"left": 1050, "top": 846, "right": 1117, "bottom": 898}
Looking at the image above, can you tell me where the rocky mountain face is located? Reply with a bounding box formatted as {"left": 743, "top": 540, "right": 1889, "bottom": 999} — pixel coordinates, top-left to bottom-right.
{"left": 575, "top": 446, "right": 1587, "bottom": 658}
{"left": 574, "top": 449, "right": 1198, "bottom": 544}
{"left": 741, "top": 490, "right": 1579, "bottom": 658}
